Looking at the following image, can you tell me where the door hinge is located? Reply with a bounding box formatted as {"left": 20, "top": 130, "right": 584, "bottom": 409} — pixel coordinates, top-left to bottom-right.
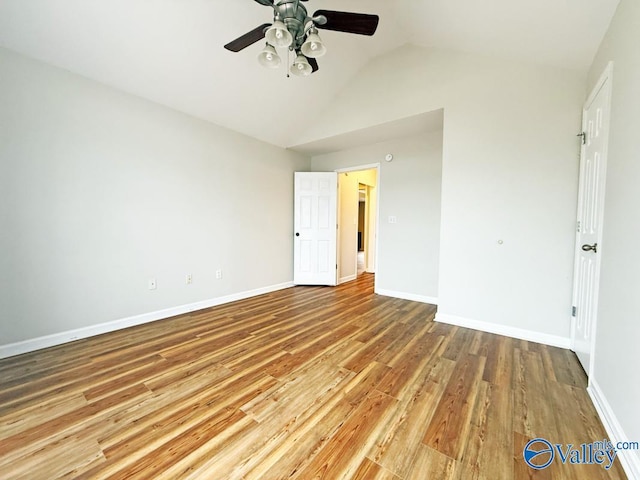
{"left": 577, "top": 132, "right": 586, "bottom": 145}
{"left": 572, "top": 306, "right": 577, "bottom": 317}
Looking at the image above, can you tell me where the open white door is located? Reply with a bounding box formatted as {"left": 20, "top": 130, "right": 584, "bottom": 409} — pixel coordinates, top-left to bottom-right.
{"left": 293, "top": 172, "right": 338, "bottom": 285}
{"left": 571, "top": 63, "right": 612, "bottom": 376}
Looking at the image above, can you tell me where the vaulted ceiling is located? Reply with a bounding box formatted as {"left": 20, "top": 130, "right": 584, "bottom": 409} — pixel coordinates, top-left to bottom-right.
{"left": 0, "top": 0, "right": 619, "bottom": 148}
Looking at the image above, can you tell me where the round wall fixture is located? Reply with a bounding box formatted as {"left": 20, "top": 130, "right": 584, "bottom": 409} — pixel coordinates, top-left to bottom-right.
{"left": 385, "top": 153, "right": 394, "bottom": 162}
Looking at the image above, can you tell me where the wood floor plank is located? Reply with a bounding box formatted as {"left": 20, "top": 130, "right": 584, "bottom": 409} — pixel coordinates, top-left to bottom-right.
{"left": 101, "top": 409, "right": 255, "bottom": 480}
{"left": 293, "top": 389, "right": 399, "bottom": 479}
{"left": 422, "top": 353, "right": 486, "bottom": 460}
{"left": 0, "top": 383, "right": 151, "bottom": 467}
{"left": 0, "top": 274, "right": 628, "bottom": 480}
{"left": 547, "top": 382, "right": 628, "bottom": 480}
{"left": 459, "top": 380, "right": 514, "bottom": 479}
{"left": 375, "top": 330, "right": 442, "bottom": 399}
{"left": 99, "top": 371, "right": 278, "bottom": 460}
{"left": 0, "top": 352, "right": 161, "bottom": 414}
{"left": 0, "top": 392, "right": 88, "bottom": 440}
{"left": 513, "top": 348, "right": 560, "bottom": 440}
{"left": 4, "top": 435, "right": 103, "bottom": 480}
{"left": 374, "top": 306, "right": 435, "bottom": 367}
{"left": 481, "top": 334, "right": 514, "bottom": 387}
{"left": 240, "top": 361, "right": 392, "bottom": 479}
{"left": 440, "top": 327, "right": 475, "bottom": 362}
{"left": 547, "top": 346, "right": 588, "bottom": 388}
{"left": 342, "top": 321, "right": 409, "bottom": 373}
{"left": 352, "top": 458, "right": 402, "bottom": 480}
{"left": 370, "top": 355, "right": 455, "bottom": 478}
{"left": 241, "top": 386, "right": 375, "bottom": 479}
{"left": 406, "top": 444, "right": 458, "bottom": 480}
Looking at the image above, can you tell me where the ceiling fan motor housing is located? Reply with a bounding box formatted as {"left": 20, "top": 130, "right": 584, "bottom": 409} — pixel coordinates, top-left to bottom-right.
{"left": 275, "top": 0, "right": 311, "bottom": 49}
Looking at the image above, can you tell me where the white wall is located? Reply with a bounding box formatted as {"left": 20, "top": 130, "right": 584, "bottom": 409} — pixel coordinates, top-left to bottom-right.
{"left": 300, "top": 46, "right": 586, "bottom": 344}
{"left": 586, "top": 0, "right": 640, "bottom": 475}
{"left": 312, "top": 131, "right": 442, "bottom": 302}
{"left": 0, "top": 47, "right": 309, "bottom": 350}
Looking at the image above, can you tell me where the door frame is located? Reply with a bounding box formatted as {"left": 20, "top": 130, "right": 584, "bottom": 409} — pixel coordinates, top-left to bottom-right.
{"left": 570, "top": 61, "right": 613, "bottom": 380}
{"left": 357, "top": 182, "right": 370, "bottom": 275}
{"left": 335, "top": 163, "right": 380, "bottom": 290}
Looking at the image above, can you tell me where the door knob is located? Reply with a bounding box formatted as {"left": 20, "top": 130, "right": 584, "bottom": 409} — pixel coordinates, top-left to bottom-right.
{"left": 295, "top": 232, "right": 300, "bottom": 237}
{"left": 581, "top": 243, "right": 598, "bottom": 253}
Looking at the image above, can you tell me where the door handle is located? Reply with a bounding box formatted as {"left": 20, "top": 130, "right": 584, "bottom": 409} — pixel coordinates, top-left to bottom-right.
{"left": 295, "top": 232, "right": 300, "bottom": 237}
{"left": 581, "top": 243, "right": 598, "bottom": 253}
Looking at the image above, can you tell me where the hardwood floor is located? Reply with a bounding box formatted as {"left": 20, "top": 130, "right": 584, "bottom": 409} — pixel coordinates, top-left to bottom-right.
{"left": 0, "top": 274, "right": 627, "bottom": 479}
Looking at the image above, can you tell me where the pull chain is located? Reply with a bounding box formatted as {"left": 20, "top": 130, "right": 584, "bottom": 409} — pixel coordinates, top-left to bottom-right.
{"left": 286, "top": 48, "right": 290, "bottom": 78}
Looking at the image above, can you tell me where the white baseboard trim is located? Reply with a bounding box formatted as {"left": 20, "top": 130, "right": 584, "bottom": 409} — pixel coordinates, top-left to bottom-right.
{"left": 434, "top": 313, "right": 571, "bottom": 349}
{"left": 588, "top": 379, "right": 640, "bottom": 480}
{"left": 0, "top": 281, "right": 294, "bottom": 360}
{"left": 339, "top": 274, "right": 358, "bottom": 284}
{"left": 375, "top": 288, "right": 438, "bottom": 305}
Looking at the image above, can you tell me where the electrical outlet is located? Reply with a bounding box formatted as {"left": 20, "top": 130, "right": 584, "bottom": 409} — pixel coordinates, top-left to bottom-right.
{"left": 186, "top": 274, "right": 193, "bottom": 285}
{"left": 215, "top": 269, "right": 222, "bottom": 279}
{"left": 148, "top": 278, "right": 157, "bottom": 290}
{"left": 388, "top": 215, "right": 397, "bottom": 224}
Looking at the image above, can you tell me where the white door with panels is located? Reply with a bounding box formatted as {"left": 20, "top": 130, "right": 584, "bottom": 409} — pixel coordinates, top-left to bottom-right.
{"left": 571, "top": 63, "right": 612, "bottom": 376}
{"left": 293, "top": 172, "right": 338, "bottom": 285}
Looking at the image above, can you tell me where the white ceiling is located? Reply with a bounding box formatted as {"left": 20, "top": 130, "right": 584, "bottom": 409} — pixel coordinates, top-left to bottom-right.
{"left": 290, "top": 109, "right": 444, "bottom": 156}
{"left": 0, "top": 0, "right": 619, "bottom": 149}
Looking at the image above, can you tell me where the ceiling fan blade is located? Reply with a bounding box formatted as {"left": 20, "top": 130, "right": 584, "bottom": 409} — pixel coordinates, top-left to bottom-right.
{"left": 313, "top": 10, "right": 379, "bottom": 36}
{"left": 308, "top": 57, "right": 319, "bottom": 73}
{"left": 253, "top": 0, "right": 274, "bottom": 6}
{"left": 224, "top": 23, "right": 271, "bottom": 52}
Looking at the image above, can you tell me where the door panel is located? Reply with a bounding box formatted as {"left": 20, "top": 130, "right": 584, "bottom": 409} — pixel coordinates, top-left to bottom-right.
{"left": 294, "top": 172, "right": 338, "bottom": 285}
{"left": 572, "top": 65, "right": 612, "bottom": 375}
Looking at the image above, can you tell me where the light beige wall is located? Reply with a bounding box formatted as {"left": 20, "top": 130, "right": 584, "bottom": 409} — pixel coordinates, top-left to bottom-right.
{"left": 586, "top": 0, "right": 640, "bottom": 473}
{"left": 356, "top": 169, "right": 377, "bottom": 187}
{"left": 0, "top": 47, "right": 310, "bottom": 347}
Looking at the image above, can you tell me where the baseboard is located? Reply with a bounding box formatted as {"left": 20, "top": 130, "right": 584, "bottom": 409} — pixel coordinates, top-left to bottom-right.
{"left": 375, "top": 288, "right": 438, "bottom": 305}
{"left": 434, "top": 313, "right": 571, "bottom": 349}
{"left": 0, "top": 281, "right": 294, "bottom": 360}
{"left": 588, "top": 379, "right": 640, "bottom": 479}
{"left": 339, "top": 274, "right": 358, "bottom": 284}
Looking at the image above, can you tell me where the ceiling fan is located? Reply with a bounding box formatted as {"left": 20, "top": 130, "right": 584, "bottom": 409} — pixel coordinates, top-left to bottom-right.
{"left": 224, "top": 0, "right": 379, "bottom": 77}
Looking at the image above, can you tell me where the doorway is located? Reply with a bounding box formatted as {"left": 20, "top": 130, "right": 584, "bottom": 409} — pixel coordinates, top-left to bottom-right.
{"left": 336, "top": 166, "right": 378, "bottom": 284}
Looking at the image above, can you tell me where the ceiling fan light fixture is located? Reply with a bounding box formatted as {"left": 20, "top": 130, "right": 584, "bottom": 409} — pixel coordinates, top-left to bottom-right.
{"left": 301, "top": 29, "right": 326, "bottom": 58}
{"left": 257, "top": 43, "right": 281, "bottom": 68}
{"left": 290, "top": 54, "right": 312, "bottom": 77}
{"left": 265, "top": 20, "right": 293, "bottom": 48}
